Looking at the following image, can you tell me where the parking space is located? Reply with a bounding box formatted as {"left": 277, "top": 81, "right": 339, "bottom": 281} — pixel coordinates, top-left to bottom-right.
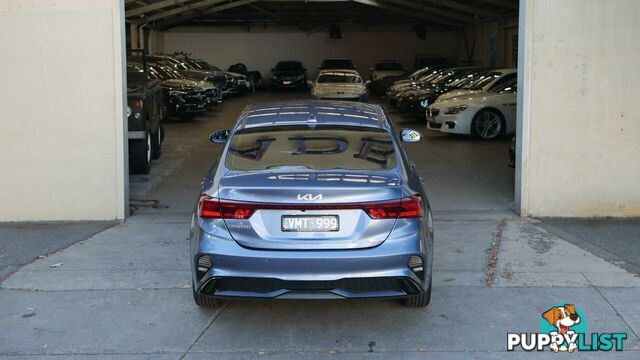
{"left": 2, "top": 92, "right": 639, "bottom": 358}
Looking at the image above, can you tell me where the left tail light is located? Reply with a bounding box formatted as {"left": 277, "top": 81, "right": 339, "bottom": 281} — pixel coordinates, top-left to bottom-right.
{"left": 198, "top": 195, "right": 256, "bottom": 219}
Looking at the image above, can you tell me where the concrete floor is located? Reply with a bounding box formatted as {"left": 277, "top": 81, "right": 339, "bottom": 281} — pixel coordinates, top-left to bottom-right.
{"left": 1, "top": 92, "right": 639, "bottom": 358}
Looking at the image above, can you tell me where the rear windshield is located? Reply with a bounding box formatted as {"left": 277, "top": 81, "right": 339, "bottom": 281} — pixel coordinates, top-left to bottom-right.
{"left": 275, "top": 62, "right": 303, "bottom": 71}
{"left": 321, "top": 59, "right": 355, "bottom": 69}
{"left": 225, "top": 126, "right": 398, "bottom": 171}
{"left": 317, "top": 73, "right": 362, "bottom": 83}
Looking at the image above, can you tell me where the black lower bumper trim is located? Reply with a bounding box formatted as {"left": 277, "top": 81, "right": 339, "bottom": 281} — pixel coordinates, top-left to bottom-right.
{"left": 201, "top": 276, "right": 421, "bottom": 298}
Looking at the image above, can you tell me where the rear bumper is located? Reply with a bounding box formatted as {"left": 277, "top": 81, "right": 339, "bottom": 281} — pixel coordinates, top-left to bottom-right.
{"left": 192, "top": 219, "right": 431, "bottom": 299}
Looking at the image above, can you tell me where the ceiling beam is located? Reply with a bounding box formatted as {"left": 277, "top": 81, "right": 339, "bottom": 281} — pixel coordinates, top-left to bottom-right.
{"left": 140, "top": 0, "right": 230, "bottom": 23}
{"left": 420, "top": 0, "right": 497, "bottom": 18}
{"left": 474, "top": 0, "right": 518, "bottom": 11}
{"left": 385, "top": 0, "right": 473, "bottom": 22}
{"left": 156, "top": 0, "right": 259, "bottom": 28}
{"left": 352, "top": 0, "right": 460, "bottom": 27}
{"left": 126, "top": 0, "right": 186, "bottom": 18}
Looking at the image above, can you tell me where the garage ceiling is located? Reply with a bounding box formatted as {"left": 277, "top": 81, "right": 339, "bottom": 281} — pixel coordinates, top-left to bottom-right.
{"left": 125, "top": 0, "right": 518, "bottom": 31}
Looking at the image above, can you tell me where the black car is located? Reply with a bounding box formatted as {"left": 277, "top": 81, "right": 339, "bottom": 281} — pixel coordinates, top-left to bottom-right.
{"left": 144, "top": 63, "right": 210, "bottom": 119}
{"left": 270, "top": 61, "right": 307, "bottom": 89}
{"left": 125, "top": 58, "right": 164, "bottom": 174}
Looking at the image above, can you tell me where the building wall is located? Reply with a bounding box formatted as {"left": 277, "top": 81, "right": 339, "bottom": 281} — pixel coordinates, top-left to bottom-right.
{"left": 517, "top": 0, "right": 640, "bottom": 217}
{"left": 457, "top": 17, "right": 518, "bottom": 68}
{"left": 163, "top": 27, "right": 459, "bottom": 77}
{"left": 0, "top": 0, "right": 127, "bottom": 221}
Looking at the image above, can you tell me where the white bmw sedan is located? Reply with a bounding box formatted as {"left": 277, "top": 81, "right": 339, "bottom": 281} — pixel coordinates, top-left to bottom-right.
{"left": 426, "top": 77, "right": 517, "bottom": 140}
{"left": 310, "top": 70, "right": 370, "bottom": 101}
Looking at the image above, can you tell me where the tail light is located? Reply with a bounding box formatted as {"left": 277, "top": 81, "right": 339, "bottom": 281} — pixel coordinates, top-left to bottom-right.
{"left": 131, "top": 100, "right": 143, "bottom": 110}
{"left": 363, "top": 195, "right": 423, "bottom": 219}
{"left": 198, "top": 194, "right": 423, "bottom": 219}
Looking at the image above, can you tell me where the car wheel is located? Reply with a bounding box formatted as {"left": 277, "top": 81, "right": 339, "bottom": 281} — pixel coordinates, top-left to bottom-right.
{"left": 151, "top": 127, "right": 162, "bottom": 160}
{"left": 129, "top": 131, "right": 151, "bottom": 174}
{"left": 471, "top": 109, "right": 505, "bottom": 140}
{"left": 404, "top": 282, "right": 432, "bottom": 308}
{"left": 192, "top": 285, "right": 221, "bottom": 308}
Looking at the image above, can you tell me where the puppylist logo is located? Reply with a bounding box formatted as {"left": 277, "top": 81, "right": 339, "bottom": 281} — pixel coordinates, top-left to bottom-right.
{"left": 507, "top": 303, "right": 627, "bottom": 352}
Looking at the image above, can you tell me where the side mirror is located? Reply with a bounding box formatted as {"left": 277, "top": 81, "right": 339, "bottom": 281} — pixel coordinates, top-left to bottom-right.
{"left": 401, "top": 129, "right": 422, "bottom": 143}
{"left": 209, "top": 129, "right": 230, "bottom": 144}
{"left": 369, "top": 67, "right": 374, "bottom": 71}
{"left": 306, "top": 80, "right": 314, "bottom": 87}
{"left": 365, "top": 80, "right": 372, "bottom": 86}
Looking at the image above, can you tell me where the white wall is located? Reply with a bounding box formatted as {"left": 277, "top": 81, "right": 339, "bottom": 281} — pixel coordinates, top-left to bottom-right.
{"left": 517, "top": 0, "right": 640, "bottom": 217}
{"left": 0, "top": 0, "right": 127, "bottom": 221}
{"left": 163, "top": 27, "right": 459, "bottom": 77}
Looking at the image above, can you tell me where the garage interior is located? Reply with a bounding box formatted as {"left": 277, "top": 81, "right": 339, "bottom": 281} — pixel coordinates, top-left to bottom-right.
{"left": 124, "top": 0, "right": 521, "bottom": 219}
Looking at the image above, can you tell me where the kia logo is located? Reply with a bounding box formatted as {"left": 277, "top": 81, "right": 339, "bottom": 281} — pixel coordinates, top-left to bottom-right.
{"left": 297, "top": 194, "right": 322, "bottom": 201}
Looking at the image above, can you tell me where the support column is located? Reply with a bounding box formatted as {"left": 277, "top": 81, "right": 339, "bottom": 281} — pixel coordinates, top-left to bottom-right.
{"left": 130, "top": 22, "right": 139, "bottom": 48}
{"left": 0, "top": 0, "right": 128, "bottom": 221}
{"left": 516, "top": 0, "right": 640, "bottom": 217}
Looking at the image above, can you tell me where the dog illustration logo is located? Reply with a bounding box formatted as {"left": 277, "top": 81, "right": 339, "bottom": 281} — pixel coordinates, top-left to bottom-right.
{"left": 541, "top": 304, "right": 582, "bottom": 352}
{"left": 507, "top": 303, "right": 627, "bottom": 352}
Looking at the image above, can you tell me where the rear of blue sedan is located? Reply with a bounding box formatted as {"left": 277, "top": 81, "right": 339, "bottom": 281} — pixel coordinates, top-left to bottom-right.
{"left": 190, "top": 101, "right": 434, "bottom": 308}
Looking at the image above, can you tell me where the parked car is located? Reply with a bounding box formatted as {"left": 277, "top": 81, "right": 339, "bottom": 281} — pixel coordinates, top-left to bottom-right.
{"left": 191, "top": 100, "right": 434, "bottom": 308}
{"left": 386, "top": 66, "right": 445, "bottom": 106}
{"left": 126, "top": 51, "right": 164, "bottom": 174}
{"left": 270, "top": 61, "right": 307, "bottom": 89}
{"left": 247, "top": 70, "right": 267, "bottom": 90}
{"left": 153, "top": 55, "right": 249, "bottom": 97}
{"left": 395, "top": 68, "right": 485, "bottom": 118}
{"left": 318, "top": 58, "right": 356, "bottom": 70}
{"left": 373, "top": 65, "right": 444, "bottom": 97}
{"left": 310, "top": 69, "right": 370, "bottom": 101}
{"left": 426, "top": 77, "right": 518, "bottom": 140}
{"left": 141, "top": 63, "right": 211, "bottom": 119}
{"left": 369, "top": 60, "right": 405, "bottom": 81}
{"left": 436, "top": 68, "right": 517, "bottom": 102}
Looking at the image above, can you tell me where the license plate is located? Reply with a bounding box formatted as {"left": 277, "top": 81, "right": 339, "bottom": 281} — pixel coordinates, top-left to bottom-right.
{"left": 281, "top": 215, "right": 339, "bottom": 232}
{"left": 282, "top": 80, "right": 292, "bottom": 85}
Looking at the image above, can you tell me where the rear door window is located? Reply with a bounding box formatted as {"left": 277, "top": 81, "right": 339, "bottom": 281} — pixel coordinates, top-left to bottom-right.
{"left": 225, "top": 126, "right": 398, "bottom": 171}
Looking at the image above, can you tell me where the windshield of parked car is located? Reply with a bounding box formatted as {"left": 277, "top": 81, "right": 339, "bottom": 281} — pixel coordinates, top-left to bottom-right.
{"left": 187, "top": 59, "right": 221, "bottom": 71}
{"left": 490, "top": 78, "right": 517, "bottom": 93}
{"left": 374, "top": 62, "right": 403, "bottom": 71}
{"left": 225, "top": 126, "right": 397, "bottom": 171}
{"left": 317, "top": 72, "right": 362, "bottom": 83}
{"left": 321, "top": 59, "right": 355, "bottom": 69}
{"left": 275, "top": 62, "right": 303, "bottom": 71}
{"left": 148, "top": 64, "right": 185, "bottom": 80}
{"left": 464, "top": 72, "right": 503, "bottom": 90}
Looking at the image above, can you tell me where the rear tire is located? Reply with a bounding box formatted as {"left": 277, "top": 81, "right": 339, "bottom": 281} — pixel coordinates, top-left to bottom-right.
{"left": 129, "top": 131, "right": 151, "bottom": 174}
{"left": 404, "top": 282, "right": 432, "bottom": 308}
{"left": 192, "top": 286, "right": 221, "bottom": 308}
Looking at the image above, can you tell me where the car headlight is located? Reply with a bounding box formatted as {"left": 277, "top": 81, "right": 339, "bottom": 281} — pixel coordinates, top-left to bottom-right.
{"left": 444, "top": 105, "right": 468, "bottom": 114}
{"left": 126, "top": 106, "right": 132, "bottom": 118}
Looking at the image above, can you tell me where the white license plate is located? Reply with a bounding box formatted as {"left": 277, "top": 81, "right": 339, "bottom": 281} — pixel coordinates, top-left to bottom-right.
{"left": 281, "top": 215, "right": 339, "bottom": 232}
{"left": 282, "top": 80, "right": 292, "bottom": 85}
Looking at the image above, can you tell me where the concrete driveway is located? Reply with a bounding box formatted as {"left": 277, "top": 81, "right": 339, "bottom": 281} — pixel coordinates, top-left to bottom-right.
{"left": 1, "top": 93, "right": 639, "bottom": 359}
